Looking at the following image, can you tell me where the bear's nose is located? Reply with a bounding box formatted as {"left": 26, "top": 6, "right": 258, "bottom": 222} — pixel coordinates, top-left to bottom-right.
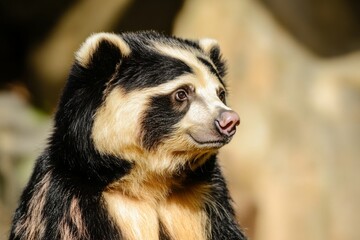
{"left": 215, "top": 110, "right": 240, "bottom": 136}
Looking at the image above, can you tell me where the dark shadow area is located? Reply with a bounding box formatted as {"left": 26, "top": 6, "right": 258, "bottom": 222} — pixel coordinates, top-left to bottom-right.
{"left": 0, "top": 0, "right": 76, "bottom": 85}
{"left": 115, "top": 0, "right": 184, "bottom": 34}
{"left": 258, "top": 0, "right": 360, "bottom": 57}
{"left": 0, "top": 0, "right": 184, "bottom": 112}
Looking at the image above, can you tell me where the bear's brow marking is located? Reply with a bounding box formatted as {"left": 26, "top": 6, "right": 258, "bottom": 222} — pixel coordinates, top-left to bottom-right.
{"left": 153, "top": 43, "right": 220, "bottom": 88}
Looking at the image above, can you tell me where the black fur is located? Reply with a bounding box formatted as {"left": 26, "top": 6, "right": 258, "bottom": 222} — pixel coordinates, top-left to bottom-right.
{"left": 209, "top": 46, "right": 227, "bottom": 78}
{"left": 115, "top": 47, "right": 192, "bottom": 92}
{"left": 159, "top": 221, "right": 171, "bottom": 240}
{"left": 51, "top": 41, "right": 133, "bottom": 190}
{"left": 202, "top": 157, "right": 247, "bottom": 240}
{"left": 10, "top": 37, "right": 132, "bottom": 239}
{"left": 9, "top": 31, "right": 246, "bottom": 240}
{"left": 142, "top": 94, "right": 188, "bottom": 150}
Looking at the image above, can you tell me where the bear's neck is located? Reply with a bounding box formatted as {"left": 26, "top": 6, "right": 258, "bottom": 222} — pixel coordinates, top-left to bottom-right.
{"left": 102, "top": 154, "right": 219, "bottom": 240}
{"left": 104, "top": 151, "right": 215, "bottom": 203}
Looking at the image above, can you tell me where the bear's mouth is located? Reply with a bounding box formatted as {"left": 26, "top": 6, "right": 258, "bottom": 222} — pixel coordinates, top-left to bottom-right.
{"left": 188, "top": 134, "right": 232, "bottom": 148}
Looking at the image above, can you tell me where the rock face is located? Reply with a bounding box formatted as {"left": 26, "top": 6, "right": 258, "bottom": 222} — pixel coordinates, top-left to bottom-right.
{"left": 174, "top": 0, "right": 360, "bottom": 240}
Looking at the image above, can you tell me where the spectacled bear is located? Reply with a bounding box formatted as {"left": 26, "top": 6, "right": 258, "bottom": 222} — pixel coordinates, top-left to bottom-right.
{"left": 9, "top": 31, "right": 247, "bottom": 240}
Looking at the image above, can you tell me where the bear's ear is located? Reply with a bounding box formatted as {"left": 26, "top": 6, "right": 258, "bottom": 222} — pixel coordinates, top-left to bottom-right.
{"left": 75, "top": 32, "right": 131, "bottom": 78}
{"left": 198, "top": 38, "right": 227, "bottom": 77}
{"left": 198, "top": 38, "right": 219, "bottom": 55}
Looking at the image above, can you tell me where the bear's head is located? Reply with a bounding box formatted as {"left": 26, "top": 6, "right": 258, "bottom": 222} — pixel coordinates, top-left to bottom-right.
{"left": 52, "top": 32, "right": 239, "bottom": 185}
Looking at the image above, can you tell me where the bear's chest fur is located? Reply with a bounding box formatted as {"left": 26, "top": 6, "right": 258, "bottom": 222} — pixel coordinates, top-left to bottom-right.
{"left": 103, "top": 180, "right": 211, "bottom": 240}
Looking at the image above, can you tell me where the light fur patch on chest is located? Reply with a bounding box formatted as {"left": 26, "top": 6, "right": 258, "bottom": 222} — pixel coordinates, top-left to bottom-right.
{"left": 103, "top": 191, "right": 160, "bottom": 239}
{"left": 103, "top": 184, "right": 209, "bottom": 240}
{"left": 157, "top": 186, "right": 209, "bottom": 240}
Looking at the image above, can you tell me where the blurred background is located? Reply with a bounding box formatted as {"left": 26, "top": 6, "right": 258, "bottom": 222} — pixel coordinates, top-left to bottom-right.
{"left": 1, "top": 0, "right": 360, "bottom": 239}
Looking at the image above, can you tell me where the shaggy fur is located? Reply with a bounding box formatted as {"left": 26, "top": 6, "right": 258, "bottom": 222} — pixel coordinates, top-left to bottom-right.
{"left": 10, "top": 31, "right": 246, "bottom": 240}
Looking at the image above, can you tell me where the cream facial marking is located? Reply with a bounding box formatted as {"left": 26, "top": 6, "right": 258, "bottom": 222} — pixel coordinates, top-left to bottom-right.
{"left": 93, "top": 74, "right": 227, "bottom": 201}
{"left": 92, "top": 75, "right": 212, "bottom": 160}
{"left": 147, "top": 46, "right": 235, "bottom": 149}
{"left": 154, "top": 44, "right": 221, "bottom": 87}
{"left": 92, "top": 44, "right": 232, "bottom": 165}
{"left": 154, "top": 43, "right": 228, "bottom": 110}
{"left": 196, "top": 56, "right": 224, "bottom": 85}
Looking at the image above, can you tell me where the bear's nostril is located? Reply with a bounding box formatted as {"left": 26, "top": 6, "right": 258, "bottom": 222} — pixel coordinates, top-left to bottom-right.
{"left": 215, "top": 110, "right": 240, "bottom": 136}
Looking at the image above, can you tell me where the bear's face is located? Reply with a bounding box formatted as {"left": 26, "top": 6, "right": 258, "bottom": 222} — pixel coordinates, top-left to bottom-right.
{"left": 74, "top": 32, "right": 239, "bottom": 171}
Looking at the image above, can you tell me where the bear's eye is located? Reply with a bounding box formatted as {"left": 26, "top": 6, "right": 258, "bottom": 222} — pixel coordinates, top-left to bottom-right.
{"left": 218, "top": 89, "right": 226, "bottom": 103}
{"left": 175, "top": 89, "right": 188, "bottom": 102}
